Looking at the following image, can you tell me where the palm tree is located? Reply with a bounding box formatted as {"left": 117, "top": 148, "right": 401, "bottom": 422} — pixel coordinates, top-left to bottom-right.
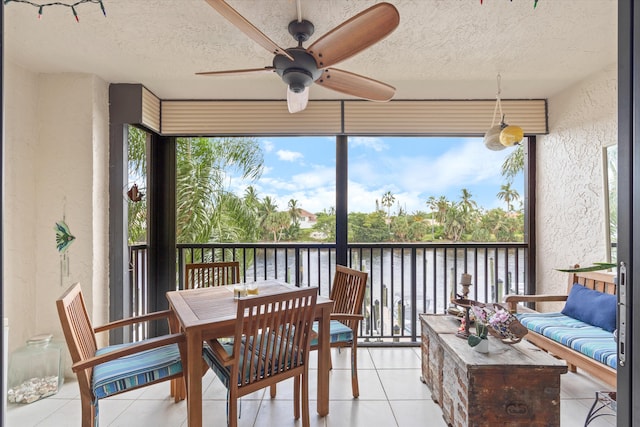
{"left": 209, "top": 191, "right": 257, "bottom": 243}
{"left": 259, "top": 196, "right": 280, "bottom": 241}
{"left": 459, "top": 188, "right": 477, "bottom": 214}
{"left": 458, "top": 188, "right": 479, "bottom": 239}
{"left": 501, "top": 144, "right": 525, "bottom": 183}
{"left": 243, "top": 186, "right": 260, "bottom": 212}
{"left": 381, "top": 191, "right": 395, "bottom": 218}
{"left": 127, "top": 127, "right": 148, "bottom": 244}
{"left": 175, "top": 137, "right": 263, "bottom": 244}
{"left": 435, "top": 196, "right": 450, "bottom": 225}
{"left": 127, "top": 131, "right": 264, "bottom": 246}
{"left": 444, "top": 202, "right": 465, "bottom": 241}
{"left": 426, "top": 196, "right": 438, "bottom": 236}
{"left": 497, "top": 183, "right": 520, "bottom": 212}
{"left": 274, "top": 211, "right": 291, "bottom": 242}
{"left": 242, "top": 185, "right": 262, "bottom": 240}
{"left": 287, "top": 199, "right": 301, "bottom": 225}
{"left": 176, "top": 153, "right": 216, "bottom": 243}
{"left": 426, "top": 196, "right": 437, "bottom": 213}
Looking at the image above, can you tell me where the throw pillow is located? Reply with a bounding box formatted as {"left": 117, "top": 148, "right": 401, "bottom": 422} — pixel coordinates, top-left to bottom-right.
{"left": 561, "top": 284, "right": 617, "bottom": 332}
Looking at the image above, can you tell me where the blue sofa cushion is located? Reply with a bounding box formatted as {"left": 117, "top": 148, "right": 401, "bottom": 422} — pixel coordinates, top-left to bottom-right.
{"left": 517, "top": 312, "right": 617, "bottom": 369}
{"left": 561, "top": 284, "right": 617, "bottom": 332}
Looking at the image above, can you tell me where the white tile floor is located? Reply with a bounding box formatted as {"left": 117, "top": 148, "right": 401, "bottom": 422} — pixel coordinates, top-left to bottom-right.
{"left": 6, "top": 347, "right": 617, "bottom": 427}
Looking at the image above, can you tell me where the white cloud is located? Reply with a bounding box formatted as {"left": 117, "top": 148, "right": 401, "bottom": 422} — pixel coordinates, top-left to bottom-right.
{"left": 350, "top": 139, "right": 506, "bottom": 195}
{"left": 273, "top": 188, "right": 336, "bottom": 214}
{"left": 345, "top": 138, "right": 518, "bottom": 211}
{"left": 254, "top": 165, "right": 336, "bottom": 213}
{"left": 349, "top": 136, "right": 388, "bottom": 152}
{"left": 262, "top": 140, "right": 274, "bottom": 152}
{"left": 277, "top": 149, "right": 304, "bottom": 162}
{"left": 290, "top": 165, "right": 335, "bottom": 188}
{"left": 257, "top": 165, "right": 334, "bottom": 196}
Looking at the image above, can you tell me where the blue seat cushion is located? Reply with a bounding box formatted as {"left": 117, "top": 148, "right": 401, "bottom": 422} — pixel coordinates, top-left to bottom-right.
{"left": 92, "top": 342, "right": 183, "bottom": 399}
{"left": 203, "top": 338, "right": 270, "bottom": 388}
{"left": 310, "top": 320, "right": 353, "bottom": 347}
{"left": 203, "top": 334, "right": 304, "bottom": 388}
{"left": 517, "top": 312, "right": 617, "bottom": 369}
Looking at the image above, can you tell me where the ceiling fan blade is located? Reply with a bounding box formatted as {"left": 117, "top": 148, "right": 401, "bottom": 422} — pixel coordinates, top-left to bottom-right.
{"left": 316, "top": 68, "right": 395, "bottom": 102}
{"left": 307, "top": 2, "right": 399, "bottom": 69}
{"left": 196, "top": 67, "right": 276, "bottom": 76}
{"left": 204, "top": 0, "right": 294, "bottom": 61}
{"left": 287, "top": 86, "right": 309, "bottom": 114}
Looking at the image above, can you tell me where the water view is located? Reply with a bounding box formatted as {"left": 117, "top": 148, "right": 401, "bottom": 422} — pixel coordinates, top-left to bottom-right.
{"left": 233, "top": 245, "right": 526, "bottom": 340}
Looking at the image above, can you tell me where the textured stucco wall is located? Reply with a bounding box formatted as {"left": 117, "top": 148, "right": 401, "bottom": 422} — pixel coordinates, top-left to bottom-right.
{"left": 3, "top": 62, "right": 39, "bottom": 356}
{"left": 536, "top": 63, "right": 617, "bottom": 310}
{"left": 3, "top": 62, "right": 110, "bottom": 367}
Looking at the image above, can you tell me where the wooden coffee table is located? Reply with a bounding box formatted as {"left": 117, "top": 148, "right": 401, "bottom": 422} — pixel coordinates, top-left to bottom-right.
{"left": 420, "top": 314, "right": 568, "bottom": 426}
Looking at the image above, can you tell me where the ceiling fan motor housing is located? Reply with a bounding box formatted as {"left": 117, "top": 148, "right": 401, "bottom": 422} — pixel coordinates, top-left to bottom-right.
{"left": 288, "top": 19, "right": 315, "bottom": 43}
{"left": 273, "top": 48, "right": 323, "bottom": 93}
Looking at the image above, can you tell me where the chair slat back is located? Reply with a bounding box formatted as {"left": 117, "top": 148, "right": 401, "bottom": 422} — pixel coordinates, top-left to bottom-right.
{"left": 330, "top": 265, "right": 368, "bottom": 329}
{"left": 185, "top": 261, "right": 240, "bottom": 289}
{"left": 56, "top": 283, "right": 98, "bottom": 391}
{"left": 233, "top": 287, "right": 317, "bottom": 393}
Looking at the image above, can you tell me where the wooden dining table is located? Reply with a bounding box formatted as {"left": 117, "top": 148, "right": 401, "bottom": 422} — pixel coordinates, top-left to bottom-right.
{"left": 166, "top": 280, "right": 333, "bottom": 427}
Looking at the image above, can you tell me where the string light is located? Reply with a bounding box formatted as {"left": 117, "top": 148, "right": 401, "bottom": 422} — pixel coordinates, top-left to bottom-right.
{"left": 4, "top": 0, "right": 107, "bottom": 22}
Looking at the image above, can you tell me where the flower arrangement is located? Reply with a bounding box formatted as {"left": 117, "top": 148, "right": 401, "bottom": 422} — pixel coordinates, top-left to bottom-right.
{"left": 467, "top": 303, "right": 528, "bottom": 349}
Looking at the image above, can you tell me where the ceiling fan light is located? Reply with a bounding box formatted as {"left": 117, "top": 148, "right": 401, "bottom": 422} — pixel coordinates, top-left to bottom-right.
{"left": 282, "top": 68, "right": 313, "bottom": 93}
{"left": 287, "top": 86, "right": 309, "bottom": 113}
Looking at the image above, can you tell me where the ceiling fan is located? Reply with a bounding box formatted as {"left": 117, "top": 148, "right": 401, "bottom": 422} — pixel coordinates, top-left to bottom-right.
{"left": 198, "top": 0, "right": 400, "bottom": 113}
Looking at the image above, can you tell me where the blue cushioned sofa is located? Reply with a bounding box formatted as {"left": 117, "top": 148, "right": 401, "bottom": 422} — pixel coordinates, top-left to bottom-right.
{"left": 504, "top": 270, "right": 617, "bottom": 388}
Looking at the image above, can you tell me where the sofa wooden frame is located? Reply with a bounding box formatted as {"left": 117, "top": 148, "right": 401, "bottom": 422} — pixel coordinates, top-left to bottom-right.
{"left": 504, "top": 270, "right": 617, "bottom": 388}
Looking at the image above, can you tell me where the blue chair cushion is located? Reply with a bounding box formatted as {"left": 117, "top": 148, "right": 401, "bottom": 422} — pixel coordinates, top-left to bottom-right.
{"left": 561, "top": 284, "right": 617, "bottom": 332}
{"left": 310, "top": 320, "right": 353, "bottom": 347}
{"left": 203, "top": 333, "right": 304, "bottom": 388}
{"left": 203, "top": 339, "right": 268, "bottom": 388}
{"left": 517, "top": 312, "right": 617, "bottom": 369}
{"left": 92, "top": 342, "right": 183, "bottom": 399}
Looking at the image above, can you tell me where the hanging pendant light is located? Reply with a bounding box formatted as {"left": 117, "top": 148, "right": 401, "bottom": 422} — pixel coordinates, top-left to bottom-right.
{"left": 500, "top": 125, "right": 524, "bottom": 147}
{"left": 484, "top": 74, "right": 524, "bottom": 150}
{"left": 484, "top": 124, "right": 506, "bottom": 151}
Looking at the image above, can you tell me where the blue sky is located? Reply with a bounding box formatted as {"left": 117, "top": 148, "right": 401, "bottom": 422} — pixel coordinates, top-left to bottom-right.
{"left": 228, "top": 136, "right": 524, "bottom": 215}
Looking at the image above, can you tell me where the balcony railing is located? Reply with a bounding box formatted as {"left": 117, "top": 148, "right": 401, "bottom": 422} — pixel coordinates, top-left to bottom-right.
{"left": 129, "top": 242, "right": 529, "bottom": 344}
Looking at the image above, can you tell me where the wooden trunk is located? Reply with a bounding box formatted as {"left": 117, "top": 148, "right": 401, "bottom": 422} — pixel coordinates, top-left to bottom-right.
{"left": 421, "top": 314, "right": 568, "bottom": 427}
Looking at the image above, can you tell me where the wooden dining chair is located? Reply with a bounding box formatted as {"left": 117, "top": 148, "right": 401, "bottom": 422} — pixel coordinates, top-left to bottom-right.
{"left": 56, "top": 283, "right": 186, "bottom": 427}
{"left": 184, "top": 261, "right": 241, "bottom": 289}
{"left": 316, "top": 265, "right": 369, "bottom": 398}
{"left": 270, "top": 265, "right": 368, "bottom": 399}
{"left": 311, "top": 265, "right": 368, "bottom": 397}
{"left": 202, "top": 287, "right": 318, "bottom": 427}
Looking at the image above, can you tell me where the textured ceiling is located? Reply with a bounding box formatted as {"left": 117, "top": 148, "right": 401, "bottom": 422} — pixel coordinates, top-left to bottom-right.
{"left": 4, "top": 0, "right": 617, "bottom": 102}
